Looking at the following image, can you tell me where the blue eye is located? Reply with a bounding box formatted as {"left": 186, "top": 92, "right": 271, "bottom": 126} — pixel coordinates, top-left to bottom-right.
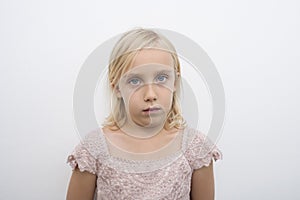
{"left": 156, "top": 74, "right": 168, "bottom": 83}
{"left": 128, "top": 78, "right": 141, "bottom": 85}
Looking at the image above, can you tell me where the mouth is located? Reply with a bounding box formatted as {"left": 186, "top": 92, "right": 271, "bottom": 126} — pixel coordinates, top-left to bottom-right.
{"left": 142, "top": 106, "right": 162, "bottom": 113}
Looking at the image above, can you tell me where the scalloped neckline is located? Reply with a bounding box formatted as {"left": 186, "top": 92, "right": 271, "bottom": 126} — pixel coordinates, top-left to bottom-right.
{"left": 98, "top": 127, "right": 188, "bottom": 163}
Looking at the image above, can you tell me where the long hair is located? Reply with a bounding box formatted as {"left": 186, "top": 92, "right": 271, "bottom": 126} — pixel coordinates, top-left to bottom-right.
{"left": 103, "top": 28, "right": 186, "bottom": 130}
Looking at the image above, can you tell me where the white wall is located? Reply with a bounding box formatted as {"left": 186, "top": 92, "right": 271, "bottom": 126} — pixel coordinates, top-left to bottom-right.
{"left": 1, "top": 0, "right": 299, "bottom": 199}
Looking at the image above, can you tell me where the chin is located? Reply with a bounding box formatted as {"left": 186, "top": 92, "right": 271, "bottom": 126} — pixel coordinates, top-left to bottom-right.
{"left": 139, "top": 119, "right": 166, "bottom": 128}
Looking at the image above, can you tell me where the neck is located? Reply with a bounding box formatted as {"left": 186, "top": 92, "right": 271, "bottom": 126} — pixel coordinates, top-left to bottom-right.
{"left": 119, "top": 120, "right": 166, "bottom": 139}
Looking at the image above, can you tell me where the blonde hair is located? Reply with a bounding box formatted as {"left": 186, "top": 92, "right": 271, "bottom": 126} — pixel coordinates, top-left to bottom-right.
{"left": 103, "top": 28, "right": 186, "bottom": 130}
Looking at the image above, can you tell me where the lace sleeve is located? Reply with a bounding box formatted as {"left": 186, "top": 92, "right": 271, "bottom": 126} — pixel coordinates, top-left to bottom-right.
{"left": 66, "top": 131, "right": 100, "bottom": 175}
{"left": 184, "top": 129, "right": 222, "bottom": 170}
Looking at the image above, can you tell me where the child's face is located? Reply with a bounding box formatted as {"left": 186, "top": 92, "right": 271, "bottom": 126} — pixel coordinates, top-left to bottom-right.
{"left": 116, "top": 49, "right": 176, "bottom": 129}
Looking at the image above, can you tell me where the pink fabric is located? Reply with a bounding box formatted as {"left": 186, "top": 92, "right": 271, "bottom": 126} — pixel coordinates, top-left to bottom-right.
{"left": 67, "top": 127, "right": 222, "bottom": 200}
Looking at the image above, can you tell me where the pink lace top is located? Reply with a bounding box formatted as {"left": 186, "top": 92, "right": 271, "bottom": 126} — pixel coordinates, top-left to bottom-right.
{"left": 67, "top": 126, "right": 222, "bottom": 200}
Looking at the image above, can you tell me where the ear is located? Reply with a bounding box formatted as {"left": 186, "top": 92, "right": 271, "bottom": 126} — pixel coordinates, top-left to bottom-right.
{"left": 111, "top": 83, "right": 122, "bottom": 98}
{"left": 173, "top": 72, "right": 180, "bottom": 91}
{"left": 115, "top": 85, "right": 122, "bottom": 98}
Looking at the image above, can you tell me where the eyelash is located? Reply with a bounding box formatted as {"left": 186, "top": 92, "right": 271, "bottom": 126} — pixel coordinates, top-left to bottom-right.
{"left": 127, "top": 73, "right": 169, "bottom": 85}
{"left": 156, "top": 73, "right": 169, "bottom": 82}
{"left": 128, "top": 78, "right": 141, "bottom": 85}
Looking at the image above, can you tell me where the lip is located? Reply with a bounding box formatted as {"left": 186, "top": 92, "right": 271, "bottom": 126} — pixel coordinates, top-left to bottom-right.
{"left": 142, "top": 106, "right": 162, "bottom": 113}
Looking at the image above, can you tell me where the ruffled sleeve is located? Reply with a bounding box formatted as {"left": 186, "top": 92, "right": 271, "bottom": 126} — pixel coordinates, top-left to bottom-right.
{"left": 66, "top": 130, "right": 101, "bottom": 175}
{"left": 184, "top": 128, "right": 222, "bottom": 170}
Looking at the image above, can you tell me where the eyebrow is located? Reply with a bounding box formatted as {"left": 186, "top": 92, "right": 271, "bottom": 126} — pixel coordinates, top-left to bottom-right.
{"left": 124, "top": 69, "right": 174, "bottom": 78}
{"left": 156, "top": 69, "right": 174, "bottom": 74}
{"left": 154, "top": 69, "right": 174, "bottom": 74}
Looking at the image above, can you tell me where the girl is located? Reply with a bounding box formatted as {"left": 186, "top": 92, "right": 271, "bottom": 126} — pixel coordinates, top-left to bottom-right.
{"left": 66, "top": 28, "right": 222, "bottom": 200}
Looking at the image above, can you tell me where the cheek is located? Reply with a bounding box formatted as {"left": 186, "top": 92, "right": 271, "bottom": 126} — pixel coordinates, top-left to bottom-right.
{"left": 127, "top": 92, "right": 141, "bottom": 109}
{"left": 159, "top": 89, "right": 174, "bottom": 105}
{"left": 121, "top": 87, "right": 137, "bottom": 104}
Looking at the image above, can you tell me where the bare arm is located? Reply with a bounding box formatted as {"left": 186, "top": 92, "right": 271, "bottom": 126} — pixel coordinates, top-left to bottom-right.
{"left": 66, "top": 167, "right": 97, "bottom": 200}
{"left": 190, "top": 160, "right": 215, "bottom": 200}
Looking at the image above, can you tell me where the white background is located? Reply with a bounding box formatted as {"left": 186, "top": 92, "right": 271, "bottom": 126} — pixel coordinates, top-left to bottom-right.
{"left": 1, "top": 0, "right": 299, "bottom": 199}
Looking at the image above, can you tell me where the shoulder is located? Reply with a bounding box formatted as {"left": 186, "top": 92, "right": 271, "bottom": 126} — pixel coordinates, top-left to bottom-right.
{"left": 76, "top": 128, "right": 105, "bottom": 159}
{"left": 183, "top": 126, "right": 222, "bottom": 170}
{"left": 80, "top": 128, "right": 102, "bottom": 144}
{"left": 183, "top": 127, "right": 207, "bottom": 149}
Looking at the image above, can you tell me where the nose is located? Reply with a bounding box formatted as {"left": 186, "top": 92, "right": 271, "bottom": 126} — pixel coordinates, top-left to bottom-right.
{"left": 143, "top": 84, "right": 157, "bottom": 102}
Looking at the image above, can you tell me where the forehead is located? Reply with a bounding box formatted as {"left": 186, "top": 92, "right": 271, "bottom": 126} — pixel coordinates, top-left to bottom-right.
{"left": 123, "top": 63, "right": 175, "bottom": 79}
{"left": 131, "top": 49, "right": 174, "bottom": 69}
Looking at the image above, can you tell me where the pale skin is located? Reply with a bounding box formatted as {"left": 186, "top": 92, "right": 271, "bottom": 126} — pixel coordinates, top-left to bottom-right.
{"left": 66, "top": 49, "right": 216, "bottom": 200}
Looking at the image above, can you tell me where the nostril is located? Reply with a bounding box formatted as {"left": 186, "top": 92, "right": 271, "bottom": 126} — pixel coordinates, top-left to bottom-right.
{"left": 144, "top": 85, "right": 157, "bottom": 102}
{"left": 144, "top": 96, "right": 157, "bottom": 102}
